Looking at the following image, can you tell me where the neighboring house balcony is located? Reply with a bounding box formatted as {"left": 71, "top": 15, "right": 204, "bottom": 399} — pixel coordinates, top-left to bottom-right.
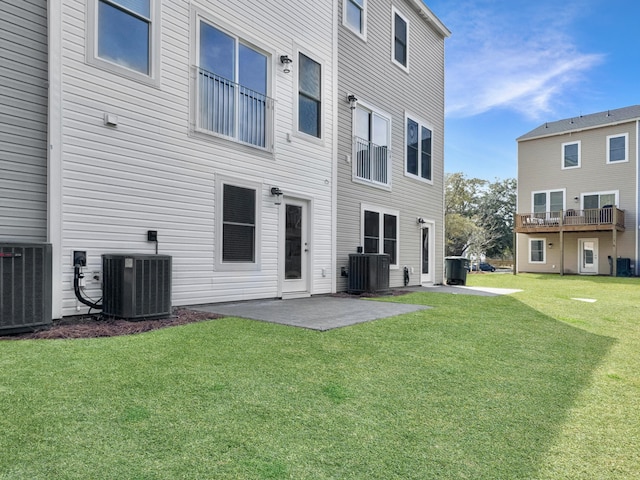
{"left": 196, "top": 67, "right": 274, "bottom": 150}
{"left": 354, "top": 136, "right": 389, "bottom": 187}
{"left": 515, "top": 207, "right": 625, "bottom": 233}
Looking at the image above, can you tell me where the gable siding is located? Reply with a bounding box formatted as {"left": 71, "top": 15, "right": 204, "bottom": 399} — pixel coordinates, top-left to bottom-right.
{"left": 0, "top": 0, "right": 48, "bottom": 242}
{"left": 517, "top": 120, "right": 638, "bottom": 274}
{"left": 56, "top": 0, "right": 335, "bottom": 315}
{"left": 336, "top": 0, "right": 446, "bottom": 289}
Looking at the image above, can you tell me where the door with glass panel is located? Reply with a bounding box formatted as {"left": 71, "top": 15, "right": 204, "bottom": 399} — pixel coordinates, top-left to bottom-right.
{"left": 421, "top": 224, "right": 434, "bottom": 284}
{"left": 578, "top": 238, "right": 598, "bottom": 274}
{"left": 282, "top": 199, "right": 309, "bottom": 295}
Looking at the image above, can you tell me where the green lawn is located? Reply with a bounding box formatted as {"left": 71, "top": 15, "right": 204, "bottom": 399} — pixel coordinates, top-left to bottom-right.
{"left": 1, "top": 274, "right": 638, "bottom": 479}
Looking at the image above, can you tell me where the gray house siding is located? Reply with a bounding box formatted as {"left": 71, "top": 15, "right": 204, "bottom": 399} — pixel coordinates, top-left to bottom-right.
{"left": 0, "top": 0, "right": 48, "bottom": 242}
{"left": 336, "top": 0, "right": 448, "bottom": 289}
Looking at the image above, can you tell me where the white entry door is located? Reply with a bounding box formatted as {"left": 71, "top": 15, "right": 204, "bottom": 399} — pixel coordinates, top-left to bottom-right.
{"left": 578, "top": 238, "right": 599, "bottom": 274}
{"left": 421, "top": 223, "right": 435, "bottom": 284}
{"left": 281, "top": 198, "right": 310, "bottom": 296}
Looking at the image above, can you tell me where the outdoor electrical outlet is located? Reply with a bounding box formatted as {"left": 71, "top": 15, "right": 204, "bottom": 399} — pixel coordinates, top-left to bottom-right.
{"left": 73, "top": 250, "right": 87, "bottom": 267}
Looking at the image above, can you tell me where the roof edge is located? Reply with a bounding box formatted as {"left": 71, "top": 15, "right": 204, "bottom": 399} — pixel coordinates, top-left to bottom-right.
{"left": 407, "top": 0, "right": 451, "bottom": 38}
{"left": 517, "top": 116, "right": 640, "bottom": 142}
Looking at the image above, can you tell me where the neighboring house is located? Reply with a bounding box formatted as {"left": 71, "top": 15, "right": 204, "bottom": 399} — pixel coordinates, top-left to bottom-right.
{"left": 0, "top": 0, "right": 48, "bottom": 243}
{"left": 336, "top": 0, "right": 449, "bottom": 290}
{"left": 515, "top": 105, "right": 640, "bottom": 276}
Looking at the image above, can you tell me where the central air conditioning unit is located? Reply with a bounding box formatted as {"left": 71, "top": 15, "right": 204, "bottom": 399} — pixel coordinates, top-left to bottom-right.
{"left": 102, "top": 254, "right": 172, "bottom": 319}
{"left": 348, "top": 253, "right": 390, "bottom": 294}
{"left": 0, "top": 243, "right": 52, "bottom": 333}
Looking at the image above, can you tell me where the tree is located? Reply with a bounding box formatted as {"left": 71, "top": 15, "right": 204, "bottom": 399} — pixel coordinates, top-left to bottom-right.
{"left": 476, "top": 178, "right": 517, "bottom": 258}
{"left": 445, "top": 173, "right": 516, "bottom": 259}
{"left": 445, "top": 213, "right": 479, "bottom": 256}
{"left": 445, "top": 172, "right": 485, "bottom": 217}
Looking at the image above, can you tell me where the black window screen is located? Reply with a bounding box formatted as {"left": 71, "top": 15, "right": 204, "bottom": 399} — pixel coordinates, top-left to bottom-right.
{"left": 364, "top": 210, "right": 380, "bottom": 253}
{"left": 223, "top": 184, "right": 256, "bottom": 262}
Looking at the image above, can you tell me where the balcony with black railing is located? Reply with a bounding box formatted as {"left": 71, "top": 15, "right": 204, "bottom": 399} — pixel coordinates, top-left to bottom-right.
{"left": 197, "top": 67, "right": 274, "bottom": 150}
{"left": 354, "top": 136, "right": 389, "bottom": 186}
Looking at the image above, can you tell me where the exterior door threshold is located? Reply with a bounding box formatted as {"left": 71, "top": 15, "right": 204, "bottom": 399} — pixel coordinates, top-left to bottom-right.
{"left": 281, "top": 292, "right": 311, "bottom": 300}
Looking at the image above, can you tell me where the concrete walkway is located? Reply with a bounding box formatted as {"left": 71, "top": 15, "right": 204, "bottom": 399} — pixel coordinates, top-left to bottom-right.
{"left": 191, "top": 285, "right": 520, "bottom": 331}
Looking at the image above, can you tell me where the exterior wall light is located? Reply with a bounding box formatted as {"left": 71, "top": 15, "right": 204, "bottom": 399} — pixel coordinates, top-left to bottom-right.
{"left": 417, "top": 217, "right": 426, "bottom": 225}
{"left": 270, "top": 186, "right": 283, "bottom": 205}
{"left": 347, "top": 94, "right": 358, "bottom": 110}
{"left": 280, "top": 55, "right": 292, "bottom": 74}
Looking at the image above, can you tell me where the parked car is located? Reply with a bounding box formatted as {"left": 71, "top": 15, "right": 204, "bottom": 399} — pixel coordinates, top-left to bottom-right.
{"left": 471, "top": 262, "right": 496, "bottom": 272}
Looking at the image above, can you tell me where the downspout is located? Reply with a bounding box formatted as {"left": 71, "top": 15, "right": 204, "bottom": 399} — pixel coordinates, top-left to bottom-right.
{"left": 48, "top": 2, "right": 64, "bottom": 319}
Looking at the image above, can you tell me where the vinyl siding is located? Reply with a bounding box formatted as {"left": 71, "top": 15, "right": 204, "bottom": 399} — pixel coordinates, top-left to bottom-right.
{"left": 336, "top": 0, "right": 446, "bottom": 289}
{"left": 0, "top": 0, "right": 48, "bottom": 242}
{"left": 56, "top": 0, "right": 335, "bottom": 315}
{"left": 517, "top": 120, "right": 638, "bottom": 274}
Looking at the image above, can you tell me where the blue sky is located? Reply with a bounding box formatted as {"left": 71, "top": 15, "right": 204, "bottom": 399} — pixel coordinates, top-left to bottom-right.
{"left": 425, "top": 0, "right": 640, "bottom": 181}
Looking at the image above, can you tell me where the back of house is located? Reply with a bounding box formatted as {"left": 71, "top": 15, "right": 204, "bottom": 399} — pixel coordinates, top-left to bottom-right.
{"left": 516, "top": 105, "right": 640, "bottom": 276}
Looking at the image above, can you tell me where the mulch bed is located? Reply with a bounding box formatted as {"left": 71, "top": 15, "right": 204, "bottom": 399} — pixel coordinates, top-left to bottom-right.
{"left": 0, "top": 308, "right": 222, "bottom": 341}
{"left": 1, "top": 290, "right": 412, "bottom": 341}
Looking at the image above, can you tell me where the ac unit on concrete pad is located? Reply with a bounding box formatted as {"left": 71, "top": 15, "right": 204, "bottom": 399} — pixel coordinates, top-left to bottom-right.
{"left": 102, "top": 254, "right": 172, "bottom": 319}
{"left": 0, "top": 243, "right": 52, "bottom": 333}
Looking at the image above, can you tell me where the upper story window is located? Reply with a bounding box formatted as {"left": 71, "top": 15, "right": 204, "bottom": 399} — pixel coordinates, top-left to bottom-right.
{"left": 362, "top": 206, "right": 399, "bottom": 267}
{"left": 583, "top": 191, "right": 617, "bottom": 209}
{"left": 406, "top": 116, "right": 432, "bottom": 182}
{"left": 533, "top": 190, "right": 564, "bottom": 216}
{"left": 607, "top": 133, "right": 628, "bottom": 163}
{"left": 197, "top": 20, "right": 273, "bottom": 150}
{"left": 392, "top": 8, "right": 409, "bottom": 70}
{"left": 298, "top": 53, "right": 322, "bottom": 138}
{"left": 343, "top": 0, "right": 367, "bottom": 39}
{"left": 353, "top": 104, "right": 390, "bottom": 187}
{"left": 562, "top": 141, "right": 580, "bottom": 169}
{"left": 87, "top": 0, "right": 160, "bottom": 84}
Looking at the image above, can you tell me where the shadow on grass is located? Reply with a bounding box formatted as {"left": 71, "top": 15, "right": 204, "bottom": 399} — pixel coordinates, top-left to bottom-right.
{"left": 0, "top": 292, "right": 616, "bottom": 480}
{"left": 364, "top": 291, "right": 615, "bottom": 479}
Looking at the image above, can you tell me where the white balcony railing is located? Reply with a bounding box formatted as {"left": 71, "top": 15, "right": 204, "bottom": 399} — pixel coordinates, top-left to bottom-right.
{"left": 197, "top": 67, "right": 273, "bottom": 150}
{"left": 354, "top": 136, "right": 389, "bottom": 186}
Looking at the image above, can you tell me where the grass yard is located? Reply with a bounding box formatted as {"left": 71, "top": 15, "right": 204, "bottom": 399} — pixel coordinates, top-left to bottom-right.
{"left": 1, "top": 274, "right": 639, "bottom": 479}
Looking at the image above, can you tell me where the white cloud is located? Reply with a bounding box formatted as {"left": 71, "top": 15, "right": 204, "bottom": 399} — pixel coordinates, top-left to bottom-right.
{"left": 440, "top": 1, "right": 605, "bottom": 120}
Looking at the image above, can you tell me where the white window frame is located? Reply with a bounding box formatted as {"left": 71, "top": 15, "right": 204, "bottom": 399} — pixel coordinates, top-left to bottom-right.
{"left": 561, "top": 141, "right": 581, "bottom": 169}
{"left": 532, "top": 189, "right": 565, "bottom": 215}
{"left": 404, "top": 112, "right": 434, "bottom": 184}
{"left": 215, "top": 176, "right": 262, "bottom": 271}
{"left": 86, "top": 0, "right": 161, "bottom": 86}
{"left": 529, "top": 238, "right": 546, "bottom": 264}
{"left": 343, "top": 0, "right": 367, "bottom": 41}
{"left": 293, "top": 47, "right": 325, "bottom": 144}
{"left": 193, "top": 13, "right": 274, "bottom": 151}
{"left": 352, "top": 100, "right": 392, "bottom": 189}
{"left": 606, "top": 133, "right": 629, "bottom": 164}
{"left": 391, "top": 6, "right": 409, "bottom": 72}
{"left": 580, "top": 190, "right": 619, "bottom": 209}
{"left": 361, "top": 204, "right": 400, "bottom": 269}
